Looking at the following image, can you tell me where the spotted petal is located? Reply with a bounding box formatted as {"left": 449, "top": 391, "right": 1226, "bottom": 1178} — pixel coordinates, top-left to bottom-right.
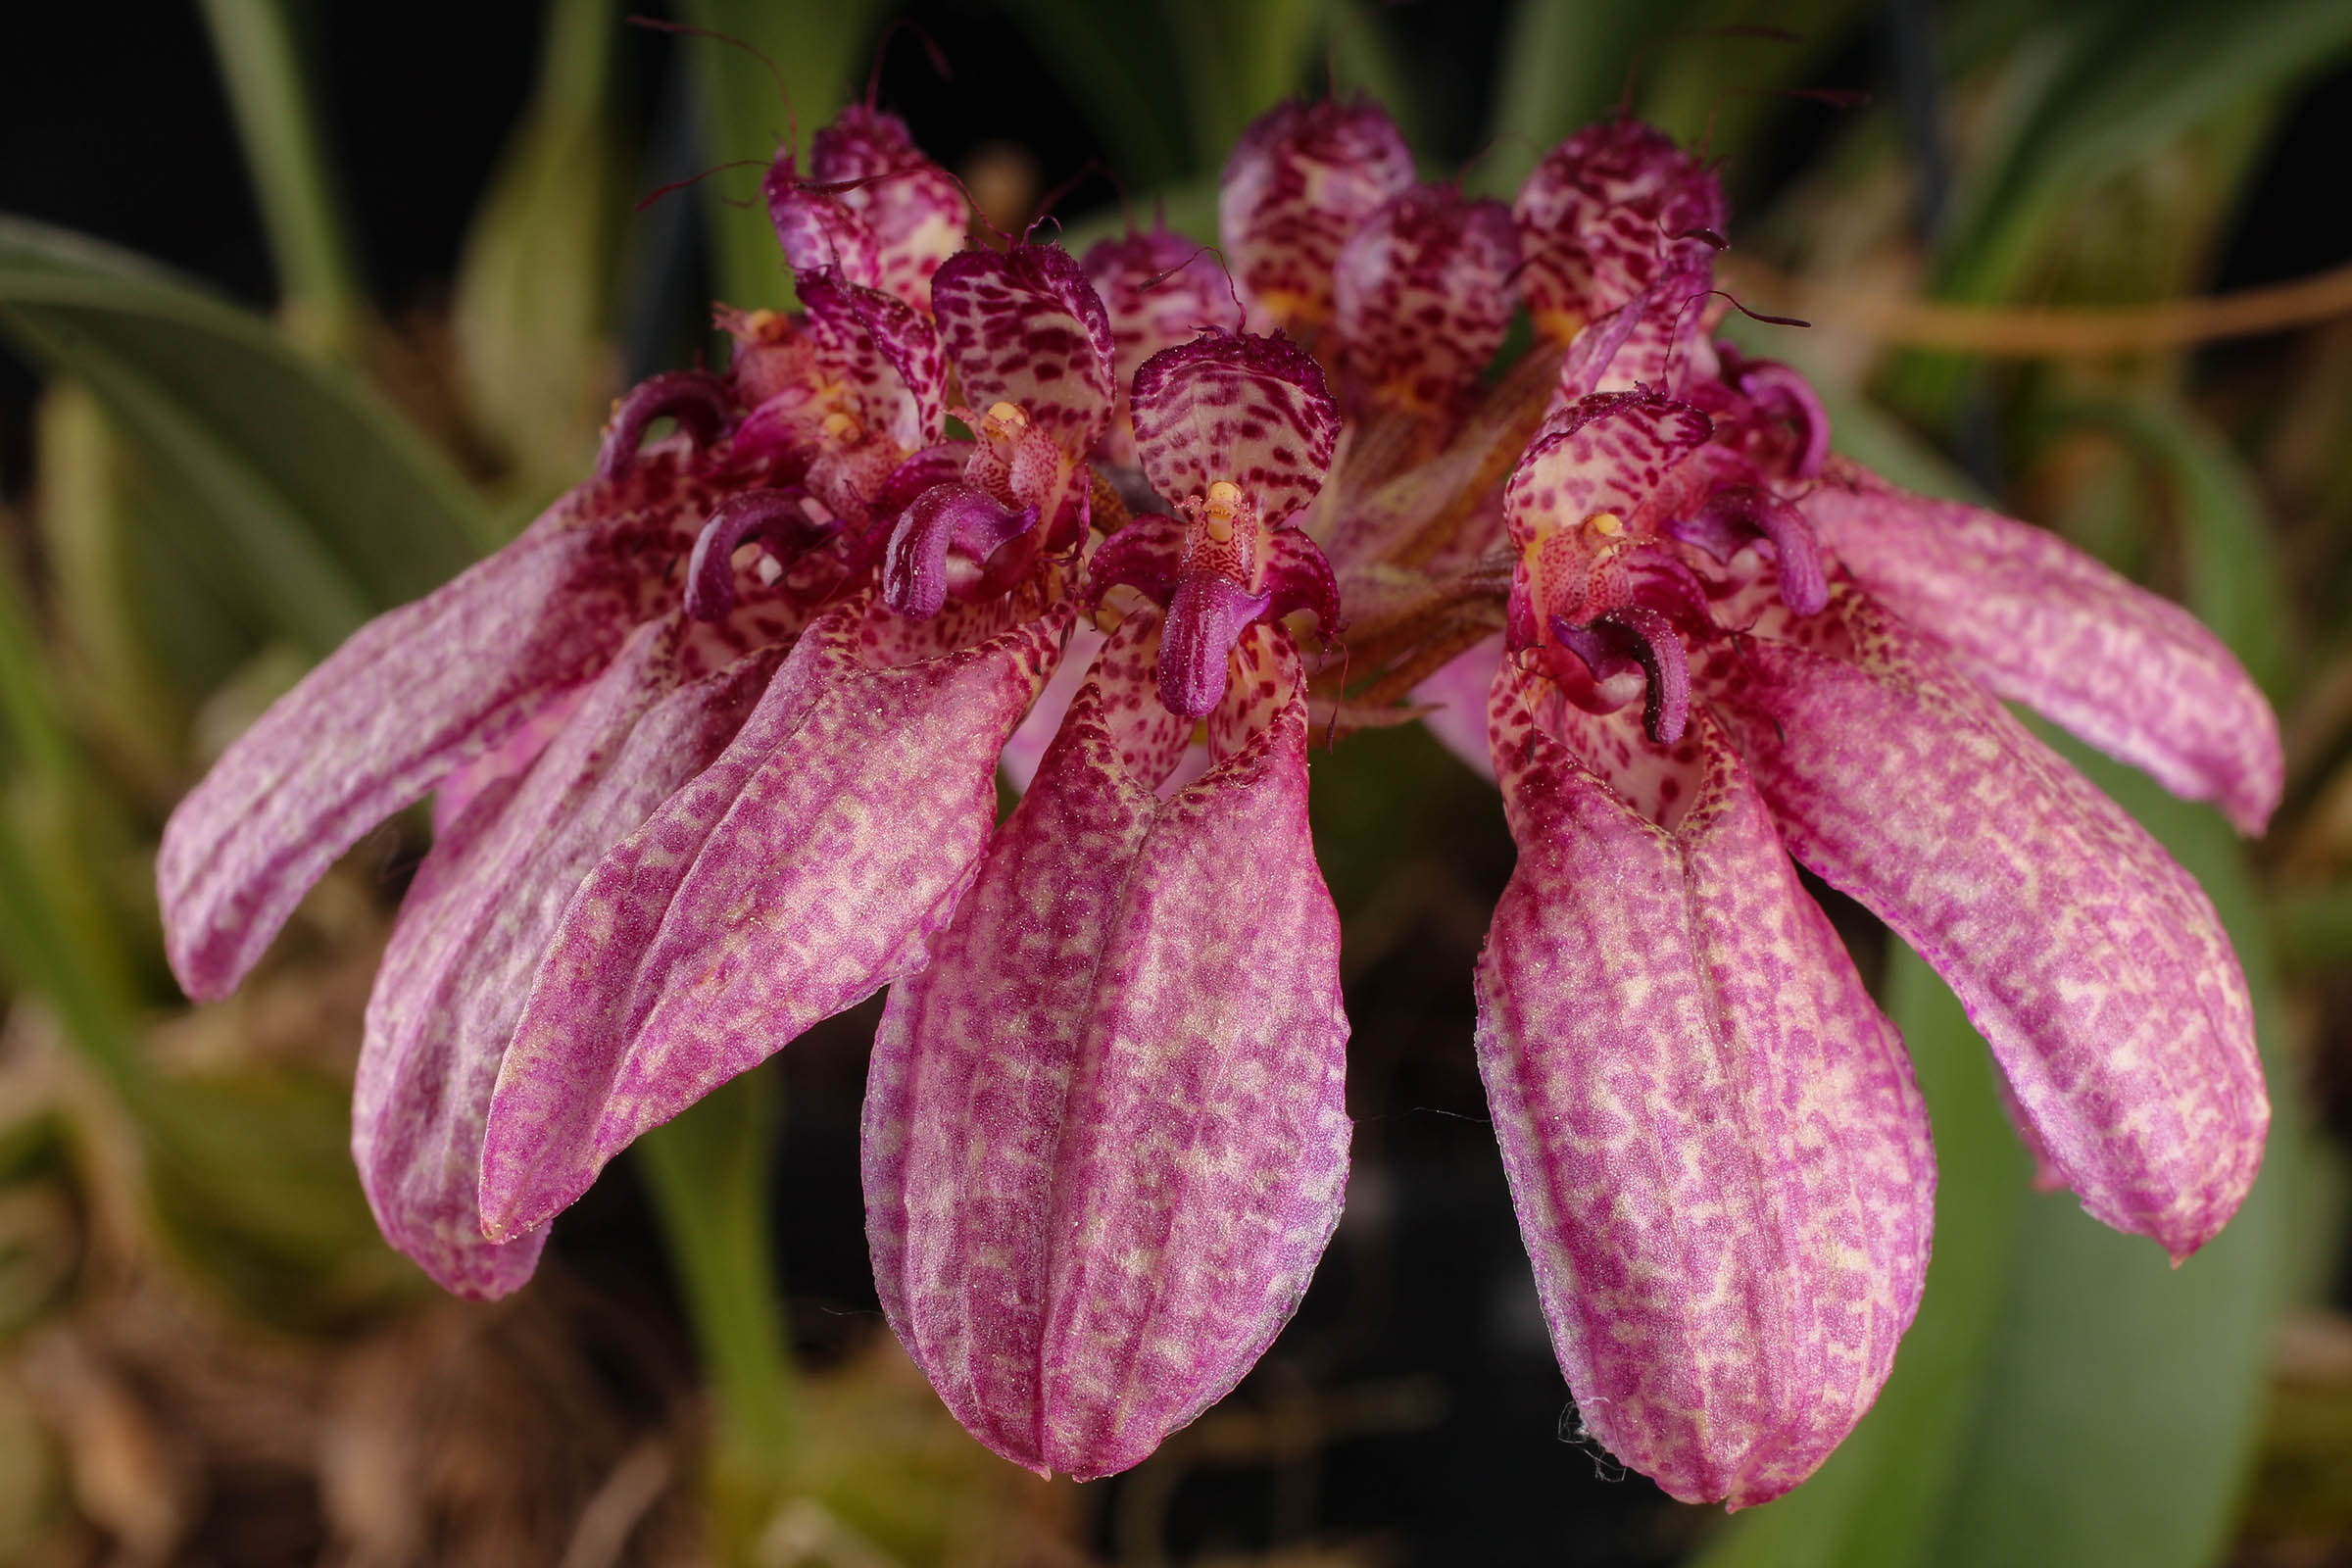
{"left": 1801, "top": 462, "right": 2282, "bottom": 834}
{"left": 766, "top": 179, "right": 885, "bottom": 292}
{"left": 932, "top": 245, "right": 1117, "bottom": 455}
{"left": 1475, "top": 664, "right": 1934, "bottom": 1508}
{"left": 1711, "top": 585, "right": 2268, "bottom": 1260}
{"left": 1130, "top": 332, "right": 1340, "bottom": 526}
{"left": 1507, "top": 395, "right": 1712, "bottom": 546}
{"left": 1218, "top": 95, "right": 1415, "bottom": 333}
{"left": 1514, "top": 119, "right": 1725, "bottom": 344}
{"left": 155, "top": 466, "right": 728, "bottom": 1002}
{"left": 1332, "top": 183, "right": 1521, "bottom": 419}
{"left": 866, "top": 618, "right": 1348, "bottom": 1478}
{"left": 1506, "top": 397, "right": 1712, "bottom": 638}
{"left": 477, "top": 595, "right": 1071, "bottom": 1240}
{"left": 802, "top": 270, "right": 948, "bottom": 452}
{"left": 1081, "top": 228, "right": 1241, "bottom": 464}
{"left": 1560, "top": 262, "right": 1719, "bottom": 406}
{"left": 355, "top": 618, "right": 780, "bottom": 1298}
{"left": 809, "top": 106, "right": 968, "bottom": 312}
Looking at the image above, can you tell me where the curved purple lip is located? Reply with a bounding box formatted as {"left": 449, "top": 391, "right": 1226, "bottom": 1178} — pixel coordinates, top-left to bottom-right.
{"left": 598, "top": 370, "right": 736, "bottom": 482}
{"left": 684, "top": 489, "right": 838, "bottom": 620}
{"left": 882, "top": 481, "right": 1042, "bottom": 620}
{"left": 1550, "top": 605, "right": 1690, "bottom": 744}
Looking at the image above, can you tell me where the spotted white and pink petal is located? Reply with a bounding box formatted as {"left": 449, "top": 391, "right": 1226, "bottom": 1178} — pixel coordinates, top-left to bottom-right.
{"left": 1477, "top": 668, "right": 1934, "bottom": 1508}
{"left": 866, "top": 617, "right": 1348, "bottom": 1477}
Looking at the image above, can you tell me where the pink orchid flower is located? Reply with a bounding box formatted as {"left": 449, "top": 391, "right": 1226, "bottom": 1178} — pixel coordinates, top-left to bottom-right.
{"left": 1200, "top": 94, "right": 2279, "bottom": 1507}
{"left": 1486, "top": 122, "right": 2274, "bottom": 1504}
{"left": 868, "top": 328, "right": 1352, "bottom": 1477}
{"left": 155, "top": 83, "right": 2282, "bottom": 1513}
{"left": 765, "top": 102, "right": 967, "bottom": 315}
{"left": 469, "top": 237, "right": 1118, "bottom": 1257}
{"left": 159, "top": 109, "right": 984, "bottom": 1297}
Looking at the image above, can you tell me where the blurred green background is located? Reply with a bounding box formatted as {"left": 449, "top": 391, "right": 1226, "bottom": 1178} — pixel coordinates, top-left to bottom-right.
{"left": 3, "top": 0, "right": 2352, "bottom": 1563}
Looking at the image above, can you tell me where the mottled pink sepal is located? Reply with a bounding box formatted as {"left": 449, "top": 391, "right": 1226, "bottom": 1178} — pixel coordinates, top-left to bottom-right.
{"left": 766, "top": 178, "right": 886, "bottom": 294}
{"left": 1080, "top": 228, "right": 1241, "bottom": 463}
{"left": 158, "top": 507, "right": 679, "bottom": 1002}
{"left": 1476, "top": 663, "right": 1934, "bottom": 1508}
{"left": 1563, "top": 262, "right": 1718, "bottom": 403}
{"left": 1130, "top": 332, "right": 1340, "bottom": 525}
{"left": 1218, "top": 95, "right": 1415, "bottom": 333}
{"left": 431, "top": 680, "right": 591, "bottom": 838}
{"left": 932, "top": 245, "right": 1117, "bottom": 454}
{"left": 1712, "top": 586, "right": 2269, "bottom": 1259}
{"left": 808, "top": 106, "right": 968, "bottom": 312}
{"left": 801, "top": 270, "right": 948, "bottom": 453}
{"left": 865, "top": 619, "right": 1349, "bottom": 1478}
{"left": 1800, "top": 463, "right": 2282, "bottom": 834}
{"left": 1514, "top": 120, "right": 1725, "bottom": 343}
{"left": 476, "top": 596, "right": 1071, "bottom": 1240}
{"left": 355, "top": 620, "right": 778, "bottom": 1297}
{"left": 1506, "top": 396, "right": 1712, "bottom": 554}
{"left": 1332, "top": 184, "right": 1520, "bottom": 419}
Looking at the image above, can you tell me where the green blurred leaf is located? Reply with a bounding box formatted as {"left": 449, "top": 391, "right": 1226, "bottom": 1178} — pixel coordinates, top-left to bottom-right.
{"left": 2048, "top": 435, "right": 2154, "bottom": 580}
{"left": 1005, "top": 0, "right": 1194, "bottom": 187}
{"left": 1634, "top": 0, "right": 1874, "bottom": 155}
{"left": 1017, "top": 0, "right": 1414, "bottom": 200}
{"left": 0, "top": 222, "right": 498, "bottom": 652}
{"left": 679, "top": 0, "right": 886, "bottom": 313}
{"left": 0, "top": 805, "right": 141, "bottom": 1096}
{"left": 1484, "top": 0, "right": 1869, "bottom": 193}
{"left": 1486, "top": 0, "right": 1683, "bottom": 191}
{"left": 0, "top": 555, "right": 77, "bottom": 795}
{"left": 1874, "top": 0, "right": 2352, "bottom": 421}
{"left": 33, "top": 386, "right": 254, "bottom": 793}
{"left": 1325, "top": 0, "right": 1430, "bottom": 155}
{"left": 1159, "top": 0, "right": 1326, "bottom": 162}
{"left": 639, "top": 1067, "right": 799, "bottom": 1480}
{"left": 0, "top": 558, "right": 150, "bottom": 1036}
{"left": 0, "top": 552, "right": 403, "bottom": 1328}
{"left": 454, "top": 0, "right": 628, "bottom": 496}
{"left": 141, "top": 1068, "right": 417, "bottom": 1331}
{"left": 197, "top": 0, "right": 368, "bottom": 357}
{"left": 1938, "top": 0, "right": 2352, "bottom": 304}
{"left": 2274, "top": 885, "right": 2352, "bottom": 977}
{"left": 0, "top": 803, "right": 408, "bottom": 1331}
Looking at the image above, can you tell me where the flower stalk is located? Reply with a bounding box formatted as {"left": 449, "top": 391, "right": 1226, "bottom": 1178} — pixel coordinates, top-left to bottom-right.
{"left": 637, "top": 1069, "right": 803, "bottom": 1485}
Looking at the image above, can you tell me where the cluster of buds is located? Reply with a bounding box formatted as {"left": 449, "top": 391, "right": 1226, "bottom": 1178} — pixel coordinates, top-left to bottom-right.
{"left": 159, "top": 90, "right": 2279, "bottom": 1509}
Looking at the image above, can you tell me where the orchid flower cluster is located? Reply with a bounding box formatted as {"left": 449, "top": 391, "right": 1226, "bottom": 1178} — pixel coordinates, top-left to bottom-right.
{"left": 158, "top": 93, "right": 2280, "bottom": 1508}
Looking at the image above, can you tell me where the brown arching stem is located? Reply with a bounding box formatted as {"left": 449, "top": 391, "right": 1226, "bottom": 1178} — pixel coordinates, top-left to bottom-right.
{"left": 1721, "top": 257, "right": 2352, "bottom": 358}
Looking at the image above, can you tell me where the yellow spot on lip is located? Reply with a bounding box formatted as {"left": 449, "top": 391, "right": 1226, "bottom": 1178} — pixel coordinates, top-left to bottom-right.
{"left": 986, "top": 400, "right": 1027, "bottom": 429}
{"left": 1586, "top": 511, "right": 1625, "bottom": 536}
{"left": 1203, "top": 480, "right": 1243, "bottom": 542}
{"left": 744, "top": 308, "right": 788, "bottom": 342}
{"left": 821, "top": 410, "right": 863, "bottom": 442}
